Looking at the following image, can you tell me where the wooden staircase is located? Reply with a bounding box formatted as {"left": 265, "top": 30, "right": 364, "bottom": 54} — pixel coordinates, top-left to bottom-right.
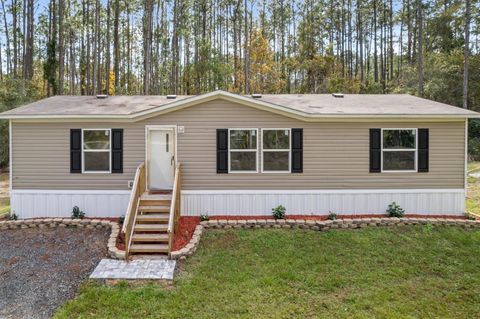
{"left": 123, "top": 162, "right": 182, "bottom": 259}
{"left": 129, "top": 193, "right": 171, "bottom": 255}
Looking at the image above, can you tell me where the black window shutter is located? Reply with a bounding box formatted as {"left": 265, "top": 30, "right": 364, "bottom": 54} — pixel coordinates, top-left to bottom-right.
{"left": 70, "top": 129, "right": 82, "bottom": 173}
{"left": 291, "top": 128, "right": 303, "bottom": 173}
{"left": 370, "top": 129, "right": 381, "bottom": 173}
{"left": 418, "top": 128, "right": 429, "bottom": 172}
{"left": 217, "top": 129, "right": 228, "bottom": 173}
{"left": 111, "top": 129, "right": 123, "bottom": 173}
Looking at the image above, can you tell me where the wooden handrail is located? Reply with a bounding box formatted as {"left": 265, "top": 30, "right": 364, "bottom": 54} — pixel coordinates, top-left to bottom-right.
{"left": 123, "top": 162, "right": 146, "bottom": 259}
{"left": 168, "top": 162, "right": 182, "bottom": 257}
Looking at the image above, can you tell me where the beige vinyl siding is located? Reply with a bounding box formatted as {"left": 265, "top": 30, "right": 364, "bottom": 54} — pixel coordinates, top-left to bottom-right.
{"left": 11, "top": 99, "right": 466, "bottom": 190}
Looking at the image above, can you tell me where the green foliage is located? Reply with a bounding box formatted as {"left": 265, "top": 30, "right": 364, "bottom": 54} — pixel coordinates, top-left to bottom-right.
{"left": 469, "top": 119, "right": 480, "bottom": 161}
{"left": 386, "top": 202, "right": 405, "bottom": 218}
{"left": 71, "top": 206, "right": 85, "bottom": 219}
{"left": 200, "top": 214, "right": 209, "bottom": 222}
{"left": 465, "top": 212, "right": 477, "bottom": 221}
{"left": 8, "top": 212, "right": 18, "bottom": 221}
{"left": 272, "top": 205, "right": 286, "bottom": 219}
{"left": 43, "top": 39, "right": 58, "bottom": 95}
{"left": 327, "top": 211, "right": 337, "bottom": 220}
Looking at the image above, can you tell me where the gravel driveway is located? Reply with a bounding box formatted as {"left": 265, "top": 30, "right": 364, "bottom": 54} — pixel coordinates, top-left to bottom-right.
{"left": 0, "top": 227, "right": 110, "bottom": 319}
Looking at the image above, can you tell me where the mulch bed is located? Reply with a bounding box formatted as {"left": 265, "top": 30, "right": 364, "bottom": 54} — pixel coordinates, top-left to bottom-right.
{"left": 173, "top": 217, "right": 200, "bottom": 251}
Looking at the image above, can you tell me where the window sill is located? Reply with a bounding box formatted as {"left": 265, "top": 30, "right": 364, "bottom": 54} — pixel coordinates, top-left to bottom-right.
{"left": 381, "top": 170, "right": 418, "bottom": 173}
{"left": 81, "top": 171, "right": 112, "bottom": 174}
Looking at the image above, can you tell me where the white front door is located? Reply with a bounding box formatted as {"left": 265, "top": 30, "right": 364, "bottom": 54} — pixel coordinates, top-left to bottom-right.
{"left": 147, "top": 128, "right": 175, "bottom": 190}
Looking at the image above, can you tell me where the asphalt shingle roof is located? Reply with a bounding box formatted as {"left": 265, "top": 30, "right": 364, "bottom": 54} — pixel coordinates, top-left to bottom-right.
{"left": 0, "top": 91, "right": 478, "bottom": 118}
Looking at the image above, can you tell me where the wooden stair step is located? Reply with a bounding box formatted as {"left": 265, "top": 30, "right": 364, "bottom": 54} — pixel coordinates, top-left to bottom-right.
{"left": 132, "top": 233, "right": 169, "bottom": 242}
{"left": 130, "top": 244, "right": 169, "bottom": 253}
{"left": 141, "top": 193, "right": 172, "bottom": 200}
{"left": 136, "top": 213, "right": 170, "bottom": 222}
{"left": 139, "top": 205, "right": 170, "bottom": 213}
{"left": 140, "top": 193, "right": 172, "bottom": 205}
{"left": 134, "top": 223, "right": 168, "bottom": 232}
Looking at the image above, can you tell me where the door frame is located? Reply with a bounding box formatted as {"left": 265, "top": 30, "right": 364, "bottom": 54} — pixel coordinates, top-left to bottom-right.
{"left": 145, "top": 125, "right": 178, "bottom": 191}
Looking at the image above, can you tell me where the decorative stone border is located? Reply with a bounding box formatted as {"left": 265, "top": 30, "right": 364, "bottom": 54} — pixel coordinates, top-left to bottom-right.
{"left": 169, "top": 217, "right": 480, "bottom": 260}
{"left": 0, "top": 218, "right": 125, "bottom": 260}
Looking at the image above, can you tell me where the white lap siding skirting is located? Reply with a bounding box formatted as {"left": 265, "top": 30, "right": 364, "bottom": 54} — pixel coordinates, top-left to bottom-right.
{"left": 180, "top": 189, "right": 466, "bottom": 217}
{"left": 11, "top": 190, "right": 131, "bottom": 218}
{"left": 11, "top": 189, "right": 465, "bottom": 218}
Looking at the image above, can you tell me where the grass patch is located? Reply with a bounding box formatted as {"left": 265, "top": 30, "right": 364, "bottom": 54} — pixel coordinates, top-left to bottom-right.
{"left": 0, "top": 197, "right": 9, "bottom": 216}
{"left": 56, "top": 227, "right": 480, "bottom": 318}
{"left": 468, "top": 161, "right": 480, "bottom": 173}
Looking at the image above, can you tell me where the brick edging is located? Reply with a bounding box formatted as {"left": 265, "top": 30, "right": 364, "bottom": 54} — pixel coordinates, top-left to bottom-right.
{"left": 169, "top": 217, "right": 480, "bottom": 260}
{"left": 0, "top": 218, "right": 126, "bottom": 260}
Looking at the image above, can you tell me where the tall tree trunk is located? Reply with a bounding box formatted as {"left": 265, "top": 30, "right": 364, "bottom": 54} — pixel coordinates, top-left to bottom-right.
{"left": 58, "top": 0, "right": 64, "bottom": 94}
{"left": 23, "top": 0, "right": 34, "bottom": 80}
{"left": 389, "top": 0, "right": 394, "bottom": 81}
{"left": 243, "top": 0, "right": 249, "bottom": 93}
{"left": 12, "top": 0, "right": 18, "bottom": 78}
{"left": 113, "top": 0, "right": 120, "bottom": 94}
{"left": 463, "top": 0, "right": 471, "bottom": 109}
{"left": 143, "top": 0, "right": 153, "bottom": 95}
{"left": 105, "top": 0, "right": 111, "bottom": 95}
{"left": 373, "top": 0, "right": 378, "bottom": 83}
{"left": 417, "top": 0, "right": 424, "bottom": 96}
{"left": 0, "top": 0, "right": 11, "bottom": 74}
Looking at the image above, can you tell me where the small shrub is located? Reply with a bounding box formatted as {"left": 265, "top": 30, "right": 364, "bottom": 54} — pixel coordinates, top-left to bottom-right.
{"left": 386, "top": 202, "right": 405, "bottom": 217}
{"left": 8, "top": 213, "right": 18, "bottom": 221}
{"left": 465, "top": 212, "right": 477, "bottom": 220}
{"left": 200, "top": 214, "right": 209, "bottom": 221}
{"left": 272, "top": 205, "right": 286, "bottom": 219}
{"left": 118, "top": 215, "right": 125, "bottom": 225}
{"left": 327, "top": 211, "right": 337, "bottom": 220}
{"left": 71, "top": 206, "right": 85, "bottom": 219}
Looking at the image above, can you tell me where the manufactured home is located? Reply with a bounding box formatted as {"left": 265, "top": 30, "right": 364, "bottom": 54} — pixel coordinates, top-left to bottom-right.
{"left": 1, "top": 91, "right": 478, "bottom": 222}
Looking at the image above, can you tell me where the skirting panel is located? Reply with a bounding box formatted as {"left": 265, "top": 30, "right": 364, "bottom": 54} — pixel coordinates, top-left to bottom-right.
{"left": 11, "top": 188, "right": 466, "bottom": 218}
{"left": 11, "top": 190, "right": 131, "bottom": 218}
{"left": 181, "top": 189, "right": 466, "bottom": 216}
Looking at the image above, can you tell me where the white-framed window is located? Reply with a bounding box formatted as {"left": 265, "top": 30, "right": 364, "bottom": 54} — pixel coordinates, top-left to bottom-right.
{"left": 82, "top": 129, "right": 111, "bottom": 173}
{"left": 228, "top": 128, "right": 258, "bottom": 173}
{"left": 381, "top": 128, "right": 417, "bottom": 172}
{"left": 261, "top": 129, "right": 291, "bottom": 173}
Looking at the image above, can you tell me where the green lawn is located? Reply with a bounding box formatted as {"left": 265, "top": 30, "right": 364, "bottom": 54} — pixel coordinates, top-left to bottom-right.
{"left": 56, "top": 227, "right": 480, "bottom": 318}
{"left": 467, "top": 162, "right": 480, "bottom": 214}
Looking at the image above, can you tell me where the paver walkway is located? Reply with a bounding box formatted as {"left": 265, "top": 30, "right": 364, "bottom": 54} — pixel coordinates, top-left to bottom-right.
{"left": 90, "top": 259, "right": 176, "bottom": 280}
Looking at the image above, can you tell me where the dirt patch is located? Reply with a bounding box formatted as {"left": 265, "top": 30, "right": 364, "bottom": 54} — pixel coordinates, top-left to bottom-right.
{"left": 0, "top": 227, "right": 109, "bottom": 319}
